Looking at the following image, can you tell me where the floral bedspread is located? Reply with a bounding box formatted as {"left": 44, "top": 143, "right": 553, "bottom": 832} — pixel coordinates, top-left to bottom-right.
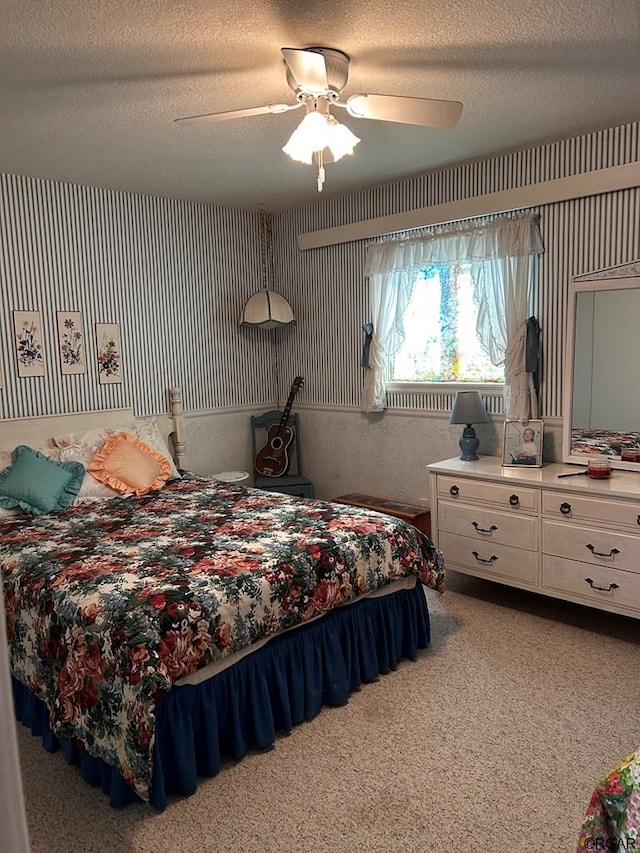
{"left": 1, "top": 474, "right": 444, "bottom": 802}
{"left": 578, "top": 749, "right": 640, "bottom": 851}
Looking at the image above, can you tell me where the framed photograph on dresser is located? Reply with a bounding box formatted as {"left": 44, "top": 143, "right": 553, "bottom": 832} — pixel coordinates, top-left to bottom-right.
{"left": 502, "top": 419, "right": 544, "bottom": 467}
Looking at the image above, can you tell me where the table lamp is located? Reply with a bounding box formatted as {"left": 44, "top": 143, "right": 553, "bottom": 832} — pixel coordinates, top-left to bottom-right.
{"left": 449, "top": 390, "right": 489, "bottom": 461}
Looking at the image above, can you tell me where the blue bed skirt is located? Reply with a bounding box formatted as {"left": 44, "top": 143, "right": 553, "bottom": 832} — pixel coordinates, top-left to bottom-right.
{"left": 12, "top": 582, "right": 430, "bottom": 810}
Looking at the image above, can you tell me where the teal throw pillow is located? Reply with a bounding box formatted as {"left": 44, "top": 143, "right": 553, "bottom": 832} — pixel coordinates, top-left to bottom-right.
{"left": 0, "top": 445, "right": 85, "bottom": 515}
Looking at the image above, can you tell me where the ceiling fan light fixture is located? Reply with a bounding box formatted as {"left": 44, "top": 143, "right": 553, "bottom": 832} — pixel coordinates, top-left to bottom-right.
{"left": 325, "top": 120, "right": 360, "bottom": 162}
{"left": 176, "top": 46, "right": 463, "bottom": 197}
{"left": 282, "top": 111, "right": 328, "bottom": 164}
{"left": 282, "top": 97, "right": 361, "bottom": 190}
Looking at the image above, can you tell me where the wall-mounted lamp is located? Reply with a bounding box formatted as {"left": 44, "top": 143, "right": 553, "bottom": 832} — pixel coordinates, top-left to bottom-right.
{"left": 240, "top": 209, "right": 295, "bottom": 330}
{"left": 240, "top": 289, "right": 295, "bottom": 329}
{"left": 449, "top": 390, "right": 489, "bottom": 461}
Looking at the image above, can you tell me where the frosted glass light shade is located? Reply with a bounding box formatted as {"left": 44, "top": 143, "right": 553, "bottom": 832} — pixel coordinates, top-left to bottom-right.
{"left": 283, "top": 113, "right": 361, "bottom": 165}
{"left": 283, "top": 112, "right": 328, "bottom": 164}
{"left": 240, "top": 290, "right": 295, "bottom": 329}
{"left": 326, "top": 122, "right": 360, "bottom": 161}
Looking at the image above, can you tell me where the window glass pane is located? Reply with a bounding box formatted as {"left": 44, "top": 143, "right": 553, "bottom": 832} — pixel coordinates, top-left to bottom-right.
{"left": 392, "top": 265, "right": 503, "bottom": 383}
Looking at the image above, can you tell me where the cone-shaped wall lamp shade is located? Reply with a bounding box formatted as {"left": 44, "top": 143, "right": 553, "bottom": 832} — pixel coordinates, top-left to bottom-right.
{"left": 240, "top": 289, "right": 295, "bottom": 329}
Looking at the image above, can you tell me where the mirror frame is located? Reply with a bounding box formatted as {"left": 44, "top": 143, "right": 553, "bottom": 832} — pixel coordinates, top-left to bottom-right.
{"left": 562, "top": 259, "right": 640, "bottom": 471}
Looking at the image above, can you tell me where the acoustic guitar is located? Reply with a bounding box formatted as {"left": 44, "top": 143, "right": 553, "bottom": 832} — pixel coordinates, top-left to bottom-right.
{"left": 255, "top": 376, "right": 304, "bottom": 477}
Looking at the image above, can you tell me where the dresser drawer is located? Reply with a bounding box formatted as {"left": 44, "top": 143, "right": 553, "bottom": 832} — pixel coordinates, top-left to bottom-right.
{"left": 542, "top": 519, "right": 640, "bottom": 574}
{"left": 543, "top": 555, "right": 640, "bottom": 613}
{"left": 437, "top": 475, "right": 538, "bottom": 512}
{"left": 438, "top": 531, "right": 539, "bottom": 584}
{"left": 543, "top": 491, "right": 640, "bottom": 529}
{"left": 438, "top": 500, "right": 538, "bottom": 550}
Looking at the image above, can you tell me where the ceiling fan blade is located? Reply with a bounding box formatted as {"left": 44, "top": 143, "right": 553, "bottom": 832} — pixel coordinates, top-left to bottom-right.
{"left": 281, "top": 47, "right": 329, "bottom": 95}
{"left": 345, "top": 94, "right": 463, "bottom": 128}
{"left": 174, "top": 103, "right": 301, "bottom": 125}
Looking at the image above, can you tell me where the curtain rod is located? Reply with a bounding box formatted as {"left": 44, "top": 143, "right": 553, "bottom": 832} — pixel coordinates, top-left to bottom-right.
{"left": 297, "top": 163, "right": 640, "bottom": 251}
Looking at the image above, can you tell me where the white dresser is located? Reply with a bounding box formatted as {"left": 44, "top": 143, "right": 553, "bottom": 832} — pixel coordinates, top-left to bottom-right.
{"left": 427, "top": 457, "right": 640, "bottom": 618}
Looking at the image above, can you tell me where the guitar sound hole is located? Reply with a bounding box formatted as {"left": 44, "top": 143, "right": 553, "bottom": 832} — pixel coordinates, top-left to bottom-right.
{"left": 271, "top": 437, "right": 283, "bottom": 450}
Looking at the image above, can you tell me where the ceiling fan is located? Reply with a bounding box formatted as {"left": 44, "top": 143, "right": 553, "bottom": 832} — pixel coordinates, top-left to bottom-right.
{"left": 174, "top": 47, "right": 463, "bottom": 192}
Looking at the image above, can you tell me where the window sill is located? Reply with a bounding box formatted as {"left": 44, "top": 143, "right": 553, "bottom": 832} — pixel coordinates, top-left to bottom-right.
{"left": 386, "top": 381, "right": 504, "bottom": 395}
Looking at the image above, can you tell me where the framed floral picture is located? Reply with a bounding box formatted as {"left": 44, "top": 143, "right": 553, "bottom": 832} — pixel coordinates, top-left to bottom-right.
{"left": 13, "top": 310, "right": 45, "bottom": 377}
{"left": 502, "top": 419, "right": 544, "bottom": 467}
{"left": 57, "top": 311, "right": 86, "bottom": 375}
{"left": 95, "top": 322, "right": 122, "bottom": 385}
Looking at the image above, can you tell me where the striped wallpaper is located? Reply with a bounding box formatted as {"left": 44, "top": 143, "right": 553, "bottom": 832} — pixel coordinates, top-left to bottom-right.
{"left": 274, "top": 122, "right": 640, "bottom": 418}
{"left": 0, "top": 175, "right": 276, "bottom": 419}
{"left": 0, "top": 121, "right": 638, "bottom": 423}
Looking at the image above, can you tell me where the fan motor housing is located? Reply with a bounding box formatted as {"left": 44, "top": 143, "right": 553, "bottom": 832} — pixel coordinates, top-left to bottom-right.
{"left": 285, "top": 47, "right": 350, "bottom": 98}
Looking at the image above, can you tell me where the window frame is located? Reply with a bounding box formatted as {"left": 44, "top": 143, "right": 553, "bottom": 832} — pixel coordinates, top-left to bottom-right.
{"left": 386, "top": 263, "right": 505, "bottom": 393}
{"left": 386, "top": 380, "right": 504, "bottom": 395}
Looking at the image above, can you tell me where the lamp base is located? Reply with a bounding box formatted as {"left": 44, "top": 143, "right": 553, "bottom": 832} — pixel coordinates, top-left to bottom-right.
{"left": 459, "top": 425, "right": 480, "bottom": 461}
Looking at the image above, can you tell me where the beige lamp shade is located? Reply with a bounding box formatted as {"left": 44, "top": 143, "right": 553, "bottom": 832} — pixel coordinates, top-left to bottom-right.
{"left": 240, "top": 290, "right": 295, "bottom": 329}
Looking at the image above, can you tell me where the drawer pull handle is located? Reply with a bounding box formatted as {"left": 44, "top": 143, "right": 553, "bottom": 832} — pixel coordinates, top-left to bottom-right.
{"left": 472, "top": 551, "right": 498, "bottom": 565}
{"left": 449, "top": 485, "right": 459, "bottom": 496}
{"left": 637, "top": 515, "right": 640, "bottom": 526}
{"left": 585, "top": 577, "right": 620, "bottom": 593}
{"left": 509, "top": 494, "right": 519, "bottom": 507}
{"left": 560, "top": 502, "right": 572, "bottom": 515}
{"left": 586, "top": 544, "right": 620, "bottom": 559}
{"left": 471, "top": 522, "right": 498, "bottom": 535}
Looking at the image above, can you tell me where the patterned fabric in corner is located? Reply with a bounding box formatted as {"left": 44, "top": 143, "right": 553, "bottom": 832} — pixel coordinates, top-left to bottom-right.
{"left": 577, "top": 749, "right": 640, "bottom": 851}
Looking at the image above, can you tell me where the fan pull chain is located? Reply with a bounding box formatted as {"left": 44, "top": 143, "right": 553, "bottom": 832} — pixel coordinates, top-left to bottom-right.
{"left": 259, "top": 206, "right": 269, "bottom": 290}
{"left": 317, "top": 150, "right": 325, "bottom": 192}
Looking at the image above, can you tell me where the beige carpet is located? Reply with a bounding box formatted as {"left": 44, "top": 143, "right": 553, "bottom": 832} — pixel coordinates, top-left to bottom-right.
{"left": 16, "top": 573, "right": 640, "bottom": 853}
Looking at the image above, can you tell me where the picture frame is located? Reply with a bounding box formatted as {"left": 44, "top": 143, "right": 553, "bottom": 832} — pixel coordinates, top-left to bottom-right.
{"left": 502, "top": 419, "right": 544, "bottom": 468}
{"left": 95, "top": 322, "right": 122, "bottom": 385}
{"left": 57, "top": 311, "right": 86, "bottom": 375}
{"left": 13, "top": 310, "right": 45, "bottom": 377}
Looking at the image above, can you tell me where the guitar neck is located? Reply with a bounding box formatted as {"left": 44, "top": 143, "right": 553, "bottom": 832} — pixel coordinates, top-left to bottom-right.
{"left": 279, "top": 395, "right": 295, "bottom": 430}
{"left": 278, "top": 378, "right": 303, "bottom": 431}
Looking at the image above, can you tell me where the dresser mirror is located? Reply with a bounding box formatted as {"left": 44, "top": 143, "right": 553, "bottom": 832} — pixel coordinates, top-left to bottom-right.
{"left": 562, "top": 261, "right": 640, "bottom": 470}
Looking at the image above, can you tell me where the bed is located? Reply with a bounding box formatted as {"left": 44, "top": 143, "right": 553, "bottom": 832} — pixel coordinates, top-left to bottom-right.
{"left": 1, "top": 390, "right": 444, "bottom": 809}
{"left": 577, "top": 749, "right": 640, "bottom": 850}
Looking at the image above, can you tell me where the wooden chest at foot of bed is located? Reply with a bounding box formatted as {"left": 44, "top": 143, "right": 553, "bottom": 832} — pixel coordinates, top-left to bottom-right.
{"left": 331, "top": 493, "right": 431, "bottom": 538}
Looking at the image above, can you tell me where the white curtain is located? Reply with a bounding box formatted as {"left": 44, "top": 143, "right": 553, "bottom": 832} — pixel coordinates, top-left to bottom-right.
{"left": 361, "top": 268, "right": 415, "bottom": 413}
{"left": 361, "top": 214, "right": 544, "bottom": 416}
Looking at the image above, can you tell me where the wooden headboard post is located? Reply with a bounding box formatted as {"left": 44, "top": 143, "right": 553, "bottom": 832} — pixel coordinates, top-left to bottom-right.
{"left": 169, "top": 387, "right": 186, "bottom": 469}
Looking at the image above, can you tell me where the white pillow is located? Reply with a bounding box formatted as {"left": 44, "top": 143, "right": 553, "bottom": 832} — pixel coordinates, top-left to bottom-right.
{"left": 58, "top": 443, "right": 121, "bottom": 502}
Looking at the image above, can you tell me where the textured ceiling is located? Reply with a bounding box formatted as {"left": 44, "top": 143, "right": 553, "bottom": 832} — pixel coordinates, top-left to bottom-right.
{"left": 1, "top": 0, "right": 638, "bottom": 211}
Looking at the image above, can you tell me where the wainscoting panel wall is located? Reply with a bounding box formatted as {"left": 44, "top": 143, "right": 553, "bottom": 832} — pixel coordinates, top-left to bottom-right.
{"left": 0, "top": 174, "right": 272, "bottom": 419}
{"left": 274, "top": 122, "right": 639, "bottom": 419}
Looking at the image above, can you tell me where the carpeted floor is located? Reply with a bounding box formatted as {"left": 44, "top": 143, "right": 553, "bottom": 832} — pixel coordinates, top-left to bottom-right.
{"left": 16, "top": 572, "right": 640, "bottom": 853}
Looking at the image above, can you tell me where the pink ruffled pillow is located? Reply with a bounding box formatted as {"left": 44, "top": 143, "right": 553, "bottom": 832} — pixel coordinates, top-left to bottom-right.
{"left": 88, "top": 433, "right": 171, "bottom": 496}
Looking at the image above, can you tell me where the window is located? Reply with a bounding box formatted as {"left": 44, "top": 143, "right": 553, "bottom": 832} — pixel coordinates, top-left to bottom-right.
{"left": 391, "top": 264, "right": 503, "bottom": 385}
